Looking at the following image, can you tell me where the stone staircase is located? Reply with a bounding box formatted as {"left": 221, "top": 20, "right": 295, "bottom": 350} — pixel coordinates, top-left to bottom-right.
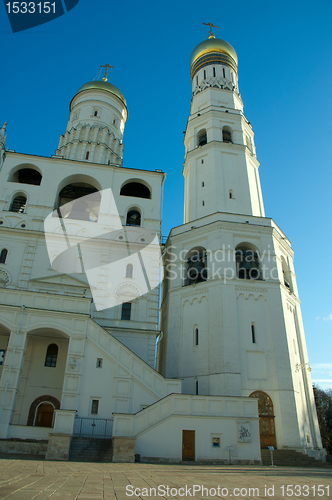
{"left": 69, "top": 437, "right": 113, "bottom": 462}
{"left": 261, "top": 449, "right": 331, "bottom": 467}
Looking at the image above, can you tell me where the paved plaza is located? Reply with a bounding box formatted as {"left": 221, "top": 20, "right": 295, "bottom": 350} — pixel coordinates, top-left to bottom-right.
{"left": 0, "top": 459, "right": 331, "bottom": 500}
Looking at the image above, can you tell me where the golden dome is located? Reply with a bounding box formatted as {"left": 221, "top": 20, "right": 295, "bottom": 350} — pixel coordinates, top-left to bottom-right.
{"left": 190, "top": 37, "right": 238, "bottom": 79}
{"left": 71, "top": 80, "right": 126, "bottom": 108}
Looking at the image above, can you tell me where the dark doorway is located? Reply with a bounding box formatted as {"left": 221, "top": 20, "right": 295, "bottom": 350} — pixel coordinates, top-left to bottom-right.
{"left": 35, "top": 403, "right": 54, "bottom": 427}
{"left": 182, "top": 430, "right": 195, "bottom": 461}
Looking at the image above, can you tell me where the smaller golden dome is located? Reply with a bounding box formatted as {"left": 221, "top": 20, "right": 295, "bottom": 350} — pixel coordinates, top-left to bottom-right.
{"left": 190, "top": 37, "right": 238, "bottom": 79}
{"left": 71, "top": 80, "right": 126, "bottom": 109}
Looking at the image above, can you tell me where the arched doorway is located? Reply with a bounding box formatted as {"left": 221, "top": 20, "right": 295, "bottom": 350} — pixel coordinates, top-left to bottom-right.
{"left": 250, "top": 391, "right": 276, "bottom": 448}
{"left": 27, "top": 395, "right": 60, "bottom": 427}
{"left": 35, "top": 402, "right": 54, "bottom": 427}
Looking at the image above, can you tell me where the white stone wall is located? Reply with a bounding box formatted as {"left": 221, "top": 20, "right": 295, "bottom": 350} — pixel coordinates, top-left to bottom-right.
{"left": 0, "top": 152, "right": 164, "bottom": 340}
{"left": 160, "top": 214, "right": 322, "bottom": 452}
{"left": 113, "top": 394, "right": 261, "bottom": 463}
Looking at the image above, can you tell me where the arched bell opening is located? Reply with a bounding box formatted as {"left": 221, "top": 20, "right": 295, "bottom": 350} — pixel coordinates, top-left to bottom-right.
{"left": 8, "top": 166, "right": 42, "bottom": 186}
{"left": 9, "top": 193, "right": 27, "bottom": 213}
{"left": 56, "top": 183, "right": 101, "bottom": 222}
{"left": 281, "top": 256, "right": 293, "bottom": 292}
{"left": 184, "top": 246, "right": 207, "bottom": 286}
{"left": 197, "top": 129, "right": 207, "bottom": 147}
{"left": 235, "top": 242, "right": 261, "bottom": 280}
{"left": 120, "top": 180, "right": 151, "bottom": 199}
{"left": 249, "top": 391, "right": 276, "bottom": 448}
{"left": 222, "top": 126, "right": 233, "bottom": 143}
{"left": 126, "top": 208, "right": 141, "bottom": 226}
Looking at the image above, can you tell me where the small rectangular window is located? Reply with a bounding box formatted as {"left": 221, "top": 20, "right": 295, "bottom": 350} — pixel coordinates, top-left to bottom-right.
{"left": 223, "top": 68, "right": 226, "bottom": 78}
{"left": 251, "top": 324, "right": 256, "bottom": 343}
{"left": 201, "top": 159, "right": 204, "bottom": 164}
{"left": 196, "top": 76, "right": 198, "bottom": 85}
{"left": 202, "top": 201, "right": 205, "bottom": 206}
{"left": 202, "top": 182, "right": 204, "bottom": 187}
{"left": 96, "top": 358, "right": 103, "bottom": 368}
{"left": 213, "top": 67, "right": 216, "bottom": 77}
{"left": 121, "top": 302, "right": 131, "bottom": 320}
{"left": 212, "top": 437, "right": 220, "bottom": 447}
{"left": 204, "top": 70, "right": 206, "bottom": 79}
{"left": 195, "top": 380, "right": 199, "bottom": 395}
{"left": 195, "top": 327, "right": 199, "bottom": 345}
{"left": 91, "top": 399, "right": 99, "bottom": 415}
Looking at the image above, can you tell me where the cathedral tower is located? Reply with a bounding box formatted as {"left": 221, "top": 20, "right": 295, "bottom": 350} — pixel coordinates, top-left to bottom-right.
{"left": 56, "top": 78, "right": 127, "bottom": 166}
{"left": 160, "top": 30, "right": 323, "bottom": 456}
{"left": 183, "top": 33, "right": 264, "bottom": 222}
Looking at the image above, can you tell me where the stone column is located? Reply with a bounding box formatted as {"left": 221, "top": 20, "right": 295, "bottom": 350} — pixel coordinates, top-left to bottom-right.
{"left": 0, "top": 310, "right": 27, "bottom": 438}
{"left": 60, "top": 336, "right": 85, "bottom": 412}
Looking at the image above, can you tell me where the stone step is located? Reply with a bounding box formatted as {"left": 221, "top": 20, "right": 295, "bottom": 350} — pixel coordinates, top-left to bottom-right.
{"left": 69, "top": 437, "right": 113, "bottom": 463}
{"left": 261, "top": 449, "right": 331, "bottom": 467}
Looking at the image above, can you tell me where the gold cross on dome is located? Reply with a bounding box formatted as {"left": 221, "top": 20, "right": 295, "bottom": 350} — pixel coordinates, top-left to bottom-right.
{"left": 101, "top": 64, "right": 114, "bottom": 82}
{"left": 203, "top": 22, "right": 219, "bottom": 38}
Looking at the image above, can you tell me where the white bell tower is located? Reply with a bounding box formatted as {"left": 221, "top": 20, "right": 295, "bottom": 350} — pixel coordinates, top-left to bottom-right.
{"left": 56, "top": 66, "right": 128, "bottom": 166}
{"left": 160, "top": 28, "right": 324, "bottom": 457}
{"left": 183, "top": 31, "right": 264, "bottom": 222}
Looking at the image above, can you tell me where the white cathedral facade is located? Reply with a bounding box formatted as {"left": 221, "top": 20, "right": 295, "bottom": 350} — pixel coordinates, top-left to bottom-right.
{"left": 0, "top": 32, "right": 325, "bottom": 463}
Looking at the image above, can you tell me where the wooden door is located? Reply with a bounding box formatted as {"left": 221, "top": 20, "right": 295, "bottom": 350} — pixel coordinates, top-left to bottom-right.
{"left": 259, "top": 416, "right": 277, "bottom": 448}
{"left": 250, "top": 391, "right": 277, "bottom": 449}
{"left": 35, "top": 403, "right": 54, "bottom": 427}
{"left": 182, "top": 430, "right": 195, "bottom": 461}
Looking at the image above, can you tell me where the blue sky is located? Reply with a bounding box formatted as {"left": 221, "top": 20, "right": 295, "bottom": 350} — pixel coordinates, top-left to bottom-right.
{"left": 1, "top": 0, "right": 331, "bottom": 388}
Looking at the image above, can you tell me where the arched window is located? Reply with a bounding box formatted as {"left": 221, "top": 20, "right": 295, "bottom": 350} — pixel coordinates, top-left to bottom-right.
{"left": 251, "top": 324, "right": 256, "bottom": 343}
{"left": 121, "top": 302, "right": 131, "bottom": 321}
{"left": 9, "top": 165, "right": 42, "bottom": 186}
{"left": 184, "top": 247, "right": 207, "bottom": 286}
{"left": 126, "top": 264, "right": 133, "bottom": 278}
{"left": 44, "top": 344, "right": 58, "bottom": 367}
{"left": 126, "top": 209, "right": 141, "bottom": 226}
{"left": 9, "top": 195, "right": 27, "bottom": 213}
{"left": 194, "top": 326, "right": 199, "bottom": 346}
{"left": 9, "top": 168, "right": 42, "bottom": 186}
{"left": 222, "top": 127, "right": 232, "bottom": 143}
{"left": 235, "top": 243, "right": 261, "bottom": 280}
{"left": 56, "top": 183, "right": 101, "bottom": 222}
{"left": 0, "top": 249, "right": 8, "bottom": 264}
{"left": 120, "top": 182, "right": 151, "bottom": 199}
{"left": 197, "top": 129, "right": 207, "bottom": 147}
